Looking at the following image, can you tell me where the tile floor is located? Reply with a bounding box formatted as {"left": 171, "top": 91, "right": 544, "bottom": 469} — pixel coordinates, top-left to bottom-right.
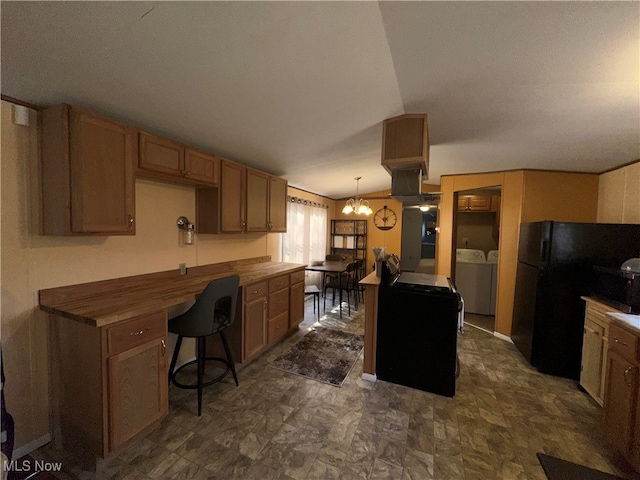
{"left": 31, "top": 297, "right": 640, "bottom": 479}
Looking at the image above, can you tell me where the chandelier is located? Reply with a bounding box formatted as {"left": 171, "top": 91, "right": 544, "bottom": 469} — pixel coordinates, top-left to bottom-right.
{"left": 342, "top": 177, "right": 373, "bottom": 215}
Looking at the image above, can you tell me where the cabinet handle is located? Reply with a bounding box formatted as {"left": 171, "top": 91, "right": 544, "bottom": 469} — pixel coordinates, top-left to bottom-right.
{"left": 253, "top": 288, "right": 262, "bottom": 294}
{"left": 624, "top": 366, "right": 634, "bottom": 387}
{"left": 184, "top": 171, "right": 191, "bottom": 176}
{"left": 128, "top": 214, "right": 134, "bottom": 230}
{"left": 130, "top": 328, "right": 149, "bottom": 336}
{"left": 161, "top": 339, "right": 166, "bottom": 356}
{"left": 614, "top": 337, "right": 629, "bottom": 347}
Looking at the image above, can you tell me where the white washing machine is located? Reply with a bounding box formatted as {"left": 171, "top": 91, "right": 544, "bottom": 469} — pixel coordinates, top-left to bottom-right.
{"left": 455, "top": 249, "right": 492, "bottom": 315}
{"left": 487, "top": 250, "right": 499, "bottom": 315}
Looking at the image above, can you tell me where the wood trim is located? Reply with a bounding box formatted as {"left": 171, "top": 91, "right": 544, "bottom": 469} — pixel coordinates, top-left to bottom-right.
{"left": 0, "top": 95, "right": 41, "bottom": 110}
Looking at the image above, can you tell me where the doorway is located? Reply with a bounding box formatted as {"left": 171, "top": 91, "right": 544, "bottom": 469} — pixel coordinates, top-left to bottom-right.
{"left": 454, "top": 187, "right": 501, "bottom": 333}
{"left": 401, "top": 203, "right": 438, "bottom": 273}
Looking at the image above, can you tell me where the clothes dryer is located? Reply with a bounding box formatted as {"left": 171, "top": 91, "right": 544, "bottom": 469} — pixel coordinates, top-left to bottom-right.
{"left": 455, "top": 249, "right": 492, "bottom": 315}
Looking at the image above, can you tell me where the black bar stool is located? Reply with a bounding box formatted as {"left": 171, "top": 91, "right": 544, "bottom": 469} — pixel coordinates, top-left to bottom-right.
{"left": 168, "top": 275, "right": 240, "bottom": 416}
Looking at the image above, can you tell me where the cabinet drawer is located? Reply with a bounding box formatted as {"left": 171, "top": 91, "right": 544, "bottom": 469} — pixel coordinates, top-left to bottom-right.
{"left": 586, "top": 310, "right": 609, "bottom": 331}
{"left": 290, "top": 270, "right": 305, "bottom": 285}
{"left": 268, "top": 311, "right": 288, "bottom": 343}
{"left": 269, "top": 275, "right": 289, "bottom": 293}
{"left": 245, "top": 281, "right": 268, "bottom": 302}
{"left": 610, "top": 323, "right": 639, "bottom": 362}
{"left": 269, "top": 289, "right": 289, "bottom": 318}
{"left": 107, "top": 311, "right": 166, "bottom": 357}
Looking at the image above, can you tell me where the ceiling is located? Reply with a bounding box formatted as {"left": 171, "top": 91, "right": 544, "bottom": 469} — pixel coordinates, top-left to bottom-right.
{"left": 2, "top": 2, "right": 638, "bottom": 199}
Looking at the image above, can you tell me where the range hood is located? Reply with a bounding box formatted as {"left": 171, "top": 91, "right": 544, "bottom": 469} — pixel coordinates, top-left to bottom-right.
{"left": 390, "top": 169, "right": 440, "bottom": 205}
{"left": 381, "top": 114, "right": 436, "bottom": 204}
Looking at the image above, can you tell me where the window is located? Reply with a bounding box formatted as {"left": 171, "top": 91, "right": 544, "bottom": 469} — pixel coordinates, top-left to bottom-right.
{"left": 282, "top": 197, "right": 328, "bottom": 286}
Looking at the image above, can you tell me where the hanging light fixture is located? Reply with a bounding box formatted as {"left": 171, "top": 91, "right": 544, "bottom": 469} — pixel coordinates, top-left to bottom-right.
{"left": 342, "top": 177, "right": 373, "bottom": 215}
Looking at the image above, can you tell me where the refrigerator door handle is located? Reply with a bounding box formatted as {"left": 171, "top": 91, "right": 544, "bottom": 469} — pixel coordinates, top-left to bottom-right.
{"left": 540, "top": 240, "right": 549, "bottom": 263}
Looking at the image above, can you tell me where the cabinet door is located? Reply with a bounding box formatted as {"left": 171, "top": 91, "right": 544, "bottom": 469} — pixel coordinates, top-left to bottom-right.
{"left": 184, "top": 149, "right": 219, "bottom": 186}
{"left": 458, "top": 195, "right": 491, "bottom": 211}
{"left": 108, "top": 336, "right": 168, "bottom": 450}
{"left": 246, "top": 169, "right": 269, "bottom": 232}
{"left": 289, "top": 282, "right": 304, "bottom": 328}
{"left": 139, "top": 133, "right": 184, "bottom": 177}
{"left": 580, "top": 320, "right": 604, "bottom": 402}
{"left": 220, "top": 160, "right": 246, "bottom": 233}
{"left": 468, "top": 196, "right": 491, "bottom": 211}
{"left": 269, "top": 176, "right": 287, "bottom": 232}
{"left": 69, "top": 108, "right": 136, "bottom": 234}
{"left": 381, "top": 114, "right": 428, "bottom": 172}
{"left": 244, "top": 298, "right": 266, "bottom": 359}
{"left": 603, "top": 351, "right": 637, "bottom": 457}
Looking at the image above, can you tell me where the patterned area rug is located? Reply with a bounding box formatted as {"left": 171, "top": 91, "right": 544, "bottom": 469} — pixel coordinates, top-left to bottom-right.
{"left": 270, "top": 328, "right": 364, "bottom": 386}
{"left": 537, "top": 453, "right": 628, "bottom": 480}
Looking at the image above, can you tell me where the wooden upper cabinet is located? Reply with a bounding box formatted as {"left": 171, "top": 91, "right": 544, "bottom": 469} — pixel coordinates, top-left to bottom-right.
{"left": 246, "top": 169, "right": 288, "bottom": 232}
{"left": 138, "top": 132, "right": 218, "bottom": 187}
{"left": 41, "top": 104, "right": 136, "bottom": 236}
{"left": 246, "top": 169, "right": 270, "bottom": 232}
{"left": 269, "top": 176, "right": 287, "bottom": 232}
{"left": 458, "top": 195, "right": 492, "bottom": 212}
{"left": 381, "top": 114, "right": 429, "bottom": 177}
{"left": 220, "top": 159, "right": 246, "bottom": 233}
{"left": 184, "top": 149, "right": 219, "bottom": 185}
{"left": 139, "top": 133, "right": 183, "bottom": 176}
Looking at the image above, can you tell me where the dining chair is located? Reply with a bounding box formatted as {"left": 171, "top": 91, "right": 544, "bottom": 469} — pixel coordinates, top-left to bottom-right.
{"left": 323, "top": 261, "right": 359, "bottom": 318}
{"left": 168, "top": 275, "right": 240, "bottom": 416}
{"left": 322, "top": 254, "right": 345, "bottom": 292}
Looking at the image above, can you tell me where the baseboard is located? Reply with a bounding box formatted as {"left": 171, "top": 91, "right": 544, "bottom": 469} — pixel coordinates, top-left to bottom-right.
{"left": 494, "top": 331, "right": 513, "bottom": 343}
{"left": 361, "top": 373, "right": 377, "bottom": 382}
{"left": 12, "top": 433, "right": 51, "bottom": 460}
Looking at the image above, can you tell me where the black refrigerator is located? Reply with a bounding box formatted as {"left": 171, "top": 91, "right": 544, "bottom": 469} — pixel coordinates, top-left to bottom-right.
{"left": 512, "top": 221, "right": 640, "bottom": 380}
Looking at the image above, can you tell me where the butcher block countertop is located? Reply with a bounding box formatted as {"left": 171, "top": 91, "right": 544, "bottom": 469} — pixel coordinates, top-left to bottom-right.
{"left": 39, "top": 256, "right": 305, "bottom": 328}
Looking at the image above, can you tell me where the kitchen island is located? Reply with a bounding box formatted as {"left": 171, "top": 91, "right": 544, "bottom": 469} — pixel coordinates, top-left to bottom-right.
{"left": 39, "top": 256, "right": 305, "bottom": 467}
{"left": 359, "top": 271, "right": 381, "bottom": 379}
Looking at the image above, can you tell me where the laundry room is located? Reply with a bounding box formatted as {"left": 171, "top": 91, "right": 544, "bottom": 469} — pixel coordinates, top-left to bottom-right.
{"left": 454, "top": 187, "right": 501, "bottom": 332}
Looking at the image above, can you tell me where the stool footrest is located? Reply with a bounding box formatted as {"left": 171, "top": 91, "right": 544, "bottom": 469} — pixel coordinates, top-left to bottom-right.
{"left": 171, "top": 357, "right": 233, "bottom": 389}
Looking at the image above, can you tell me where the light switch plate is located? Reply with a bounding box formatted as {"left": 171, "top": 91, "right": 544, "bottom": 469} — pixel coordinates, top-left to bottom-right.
{"left": 179, "top": 263, "right": 187, "bottom": 275}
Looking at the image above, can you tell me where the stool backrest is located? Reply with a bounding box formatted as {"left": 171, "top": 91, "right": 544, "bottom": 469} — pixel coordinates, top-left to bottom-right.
{"left": 183, "top": 275, "right": 240, "bottom": 337}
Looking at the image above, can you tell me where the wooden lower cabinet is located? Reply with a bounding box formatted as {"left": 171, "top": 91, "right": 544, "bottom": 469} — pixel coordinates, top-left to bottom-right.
{"left": 244, "top": 287, "right": 267, "bottom": 359}
{"left": 602, "top": 321, "right": 640, "bottom": 471}
{"left": 238, "top": 269, "right": 305, "bottom": 362}
{"left": 49, "top": 311, "right": 168, "bottom": 464}
{"left": 108, "top": 337, "right": 168, "bottom": 450}
{"left": 289, "top": 271, "right": 305, "bottom": 328}
{"left": 268, "top": 276, "right": 290, "bottom": 343}
{"left": 580, "top": 297, "right": 622, "bottom": 406}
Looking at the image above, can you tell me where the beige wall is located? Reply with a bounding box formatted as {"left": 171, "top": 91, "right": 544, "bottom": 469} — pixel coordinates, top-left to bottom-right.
{"left": 437, "top": 170, "right": 600, "bottom": 337}
{"left": 334, "top": 190, "right": 404, "bottom": 274}
{"left": 598, "top": 161, "right": 640, "bottom": 223}
{"left": 456, "top": 212, "right": 498, "bottom": 253}
{"left": 0, "top": 101, "right": 283, "bottom": 454}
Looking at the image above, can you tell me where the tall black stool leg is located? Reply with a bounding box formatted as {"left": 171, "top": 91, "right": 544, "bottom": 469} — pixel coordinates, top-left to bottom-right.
{"left": 197, "top": 336, "right": 206, "bottom": 416}
{"left": 219, "top": 330, "right": 239, "bottom": 386}
{"left": 169, "top": 335, "right": 183, "bottom": 384}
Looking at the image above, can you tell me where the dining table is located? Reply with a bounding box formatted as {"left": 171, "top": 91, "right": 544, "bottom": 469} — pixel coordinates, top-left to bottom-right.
{"left": 305, "top": 260, "right": 350, "bottom": 318}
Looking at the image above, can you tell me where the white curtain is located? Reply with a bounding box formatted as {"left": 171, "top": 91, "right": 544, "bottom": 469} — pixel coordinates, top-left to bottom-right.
{"left": 282, "top": 198, "right": 327, "bottom": 287}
